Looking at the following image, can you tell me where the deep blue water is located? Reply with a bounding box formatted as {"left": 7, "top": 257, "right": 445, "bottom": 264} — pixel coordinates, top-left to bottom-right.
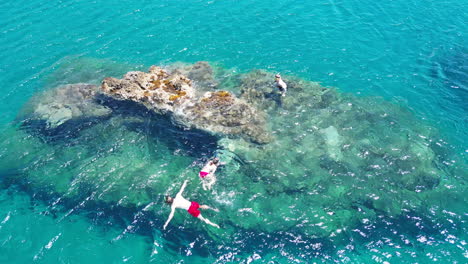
{"left": 0, "top": 0, "right": 466, "bottom": 263}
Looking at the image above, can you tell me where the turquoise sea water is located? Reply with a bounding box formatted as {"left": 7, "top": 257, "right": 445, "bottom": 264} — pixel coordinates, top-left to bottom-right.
{"left": 0, "top": 0, "right": 466, "bottom": 263}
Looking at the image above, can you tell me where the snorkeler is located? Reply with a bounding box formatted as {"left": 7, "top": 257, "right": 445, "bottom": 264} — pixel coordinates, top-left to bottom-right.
{"left": 199, "top": 157, "right": 224, "bottom": 191}
{"left": 163, "top": 180, "right": 220, "bottom": 230}
{"left": 274, "top": 74, "right": 287, "bottom": 97}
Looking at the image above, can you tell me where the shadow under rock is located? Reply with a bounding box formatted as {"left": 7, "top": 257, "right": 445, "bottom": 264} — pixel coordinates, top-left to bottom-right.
{"left": 99, "top": 95, "right": 220, "bottom": 158}
{"left": 19, "top": 115, "right": 110, "bottom": 145}
{"left": 18, "top": 93, "right": 220, "bottom": 158}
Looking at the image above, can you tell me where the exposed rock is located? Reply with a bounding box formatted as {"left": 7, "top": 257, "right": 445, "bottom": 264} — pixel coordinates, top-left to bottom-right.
{"left": 168, "top": 61, "right": 219, "bottom": 91}
{"left": 101, "top": 66, "right": 271, "bottom": 144}
{"left": 239, "top": 70, "right": 277, "bottom": 109}
{"left": 102, "top": 66, "right": 195, "bottom": 114}
{"left": 23, "top": 83, "right": 111, "bottom": 128}
{"left": 183, "top": 91, "right": 271, "bottom": 144}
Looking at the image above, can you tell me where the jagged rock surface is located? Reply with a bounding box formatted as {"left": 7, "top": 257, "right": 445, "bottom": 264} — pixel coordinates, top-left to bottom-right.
{"left": 101, "top": 66, "right": 271, "bottom": 143}
{"left": 168, "top": 61, "right": 219, "bottom": 91}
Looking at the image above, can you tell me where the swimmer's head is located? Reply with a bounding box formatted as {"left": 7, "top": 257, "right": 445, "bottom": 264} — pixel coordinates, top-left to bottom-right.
{"left": 275, "top": 74, "right": 281, "bottom": 79}
{"left": 213, "top": 157, "right": 220, "bottom": 164}
{"left": 165, "top": 196, "right": 174, "bottom": 205}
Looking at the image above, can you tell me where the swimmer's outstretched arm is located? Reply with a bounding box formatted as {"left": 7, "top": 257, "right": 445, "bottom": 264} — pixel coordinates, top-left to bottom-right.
{"left": 163, "top": 206, "right": 176, "bottom": 230}
{"left": 198, "top": 215, "right": 220, "bottom": 229}
{"left": 177, "top": 180, "right": 189, "bottom": 196}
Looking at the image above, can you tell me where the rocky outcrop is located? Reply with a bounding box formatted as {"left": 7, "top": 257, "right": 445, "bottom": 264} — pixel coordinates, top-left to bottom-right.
{"left": 168, "top": 61, "right": 219, "bottom": 91}
{"left": 101, "top": 66, "right": 271, "bottom": 144}
{"left": 102, "top": 66, "right": 195, "bottom": 114}
{"left": 182, "top": 91, "right": 271, "bottom": 144}
{"left": 10, "top": 60, "right": 462, "bottom": 243}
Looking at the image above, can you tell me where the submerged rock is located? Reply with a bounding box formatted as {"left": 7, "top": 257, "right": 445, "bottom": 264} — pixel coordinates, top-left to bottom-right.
{"left": 20, "top": 83, "right": 111, "bottom": 128}
{"left": 6, "top": 60, "right": 463, "bottom": 243}
{"left": 239, "top": 69, "right": 332, "bottom": 112}
{"left": 101, "top": 66, "right": 271, "bottom": 143}
{"left": 320, "top": 126, "right": 343, "bottom": 161}
{"left": 210, "top": 67, "right": 453, "bottom": 236}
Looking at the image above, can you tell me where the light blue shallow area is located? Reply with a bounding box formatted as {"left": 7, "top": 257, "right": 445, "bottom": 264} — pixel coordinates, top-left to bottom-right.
{"left": 0, "top": 0, "right": 466, "bottom": 263}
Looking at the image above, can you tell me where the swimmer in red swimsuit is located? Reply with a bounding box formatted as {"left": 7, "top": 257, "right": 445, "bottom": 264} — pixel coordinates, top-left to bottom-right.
{"left": 163, "top": 180, "right": 220, "bottom": 230}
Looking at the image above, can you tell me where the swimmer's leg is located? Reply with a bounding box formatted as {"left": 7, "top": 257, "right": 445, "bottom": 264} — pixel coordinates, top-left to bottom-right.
{"left": 200, "top": 205, "right": 219, "bottom": 212}
{"left": 202, "top": 174, "right": 216, "bottom": 190}
{"left": 280, "top": 87, "right": 287, "bottom": 97}
{"left": 198, "top": 215, "right": 220, "bottom": 228}
{"left": 206, "top": 175, "right": 216, "bottom": 190}
{"left": 201, "top": 174, "right": 212, "bottom": 191}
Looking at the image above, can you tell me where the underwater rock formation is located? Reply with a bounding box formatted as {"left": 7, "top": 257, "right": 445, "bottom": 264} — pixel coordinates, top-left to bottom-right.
{"left": 212, "top": 68, "right": 451, "bottom": 237}
{"left": 20, "top": 83, "right": 111, "bottom": 128}
{"left": 5, "top": 60, "right": 463, "bottom": 244}
{"left": 101, "top": 66, "right": 271, "bottom": 144}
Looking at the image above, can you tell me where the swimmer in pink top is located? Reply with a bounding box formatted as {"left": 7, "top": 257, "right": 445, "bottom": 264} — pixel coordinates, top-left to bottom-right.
{"left": 199, "top": 157, "right": 225, "bottom": 190}
{"left": 163, "top": 180, "right": 220, "bottom": 230}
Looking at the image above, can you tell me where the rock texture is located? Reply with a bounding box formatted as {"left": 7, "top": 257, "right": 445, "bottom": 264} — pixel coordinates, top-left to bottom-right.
{"left": 10, "top": 60, "right": 463, "bottom": 243}
{"left": 24, "top": 83, "right": 111, "bottom": 128}
{"left": 168, "top": 61, "right": 219, "bottom": 90}
{"left": 102, "top": 66, "right": 195, "bottom": 114}
{"left": 102, "top": 66, "right": 271, "bottom": 143}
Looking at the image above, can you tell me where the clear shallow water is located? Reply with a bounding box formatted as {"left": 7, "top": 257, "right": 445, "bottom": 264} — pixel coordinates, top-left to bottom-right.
{"left": 0, "top": 0, "right": 467, "bottom": 263}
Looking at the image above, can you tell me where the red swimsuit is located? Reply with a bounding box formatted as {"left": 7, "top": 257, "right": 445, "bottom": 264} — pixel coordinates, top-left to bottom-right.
{"left": 187, "top": 201, "right": 200, "bottom": 217}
